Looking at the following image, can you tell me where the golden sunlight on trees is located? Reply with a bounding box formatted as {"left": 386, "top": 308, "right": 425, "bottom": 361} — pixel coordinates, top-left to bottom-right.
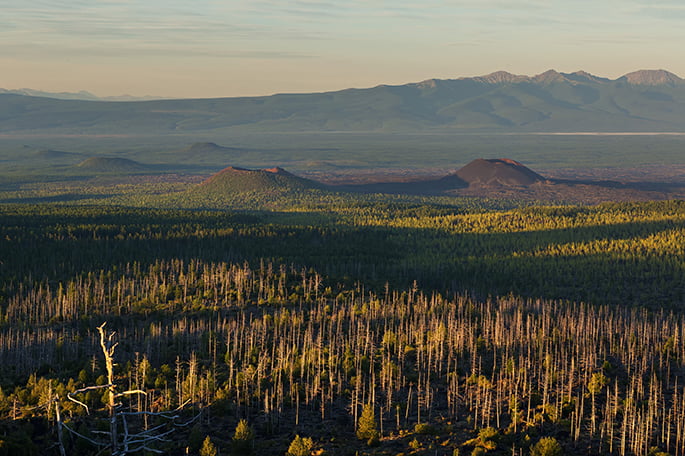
{"left": 287, "top": 435, "right": 314, "bottom": 456}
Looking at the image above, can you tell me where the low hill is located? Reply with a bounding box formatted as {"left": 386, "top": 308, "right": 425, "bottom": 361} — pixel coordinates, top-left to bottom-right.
{"left": 34, "top": 149, "right": 84, "bottom": 163}
{"left": 76, "top": 157, "right": 150, "bottom": 173}
{"left": 338, "top": 159, "right": 545, "bottom": 195}
{"left": 453, "top": 158, "right": 547, "bottom": 187}
{"left": 181, "top": 142, "right": 243, "bottom": 156}
{"left": 195, "top": 166, "right": 325, "bottom": 195}
{"left": 153, "top": 142, "right": 248, "bottom": 167}
{"left": 174, "top": 165, "right": 329, "bottom": 209}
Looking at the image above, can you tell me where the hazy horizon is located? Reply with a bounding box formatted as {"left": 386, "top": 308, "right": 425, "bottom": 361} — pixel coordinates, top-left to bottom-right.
{"left": 3, "top": 67, "right": 684, "bottom": 101}
{"left": 2, "top": 1, "right": 685, "bottom": 98}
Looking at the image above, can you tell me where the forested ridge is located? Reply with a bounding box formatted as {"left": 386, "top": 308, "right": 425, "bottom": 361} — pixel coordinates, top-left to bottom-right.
{"left": 1, "top": 198, "right": 684, "bottom": 455}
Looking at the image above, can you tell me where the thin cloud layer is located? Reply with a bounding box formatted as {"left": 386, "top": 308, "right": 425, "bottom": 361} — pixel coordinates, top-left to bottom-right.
{"left": 1, "top": 0, "right": 683, "bottom": 97}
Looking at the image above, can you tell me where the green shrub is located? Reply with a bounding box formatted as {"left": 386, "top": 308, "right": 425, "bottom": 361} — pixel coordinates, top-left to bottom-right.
{"left": 200, "top": 436, "right": 218, "bottom": 456}
{"left": 408, "top": 438, "right": 421, "bottom": 450}
{"left": 232, "top": 419, "right": 254, "bottom": 454}
{"left": 530, "top": 437, "right": 563, "bottom": 456}
{"left": 414, "top": 422, "right": 436, "bottom": 434}
{"left": 647, "top": 447, "right": 671, "bottom": 456}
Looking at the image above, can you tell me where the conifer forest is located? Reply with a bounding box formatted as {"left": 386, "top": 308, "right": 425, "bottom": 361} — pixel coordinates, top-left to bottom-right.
{"left": 1, "top": 179, "right": 685, "bottom": 456}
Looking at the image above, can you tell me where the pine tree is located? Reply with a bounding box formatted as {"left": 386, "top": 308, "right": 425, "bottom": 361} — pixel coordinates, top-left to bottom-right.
{"left": 232, "top": 419, "right": 254, "bottom": 454}
{"left": 287, "top": 434, "right": 313, "bottom": 456}
{"left": 356, "top": 403, "right": 379, "bottom": 445}
{"left": 200, "top": 436, "right": 218, "bottom": 456}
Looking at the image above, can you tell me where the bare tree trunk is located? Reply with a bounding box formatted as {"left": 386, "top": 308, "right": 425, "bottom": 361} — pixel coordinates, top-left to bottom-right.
{"left": 98, "top": 322, "right": 119, "bottom": 455}
{"left": 54, "top": 395, "right": 67, "bottom": 456}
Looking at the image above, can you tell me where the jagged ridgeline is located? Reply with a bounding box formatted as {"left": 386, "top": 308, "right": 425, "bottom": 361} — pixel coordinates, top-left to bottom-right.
{"left": 3, "top": 69, "right": 685, "bottom": 134}
{"left": 180, "top": 165, "right": 328, "bottom": 208}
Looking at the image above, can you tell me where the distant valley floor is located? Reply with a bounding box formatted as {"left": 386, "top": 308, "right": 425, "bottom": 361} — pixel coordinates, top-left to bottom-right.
{"left": 301, "top": 164, "right": 685, "bottom": 204}
{"left": 2, "top": 164, "right": 685, "bottom": 207}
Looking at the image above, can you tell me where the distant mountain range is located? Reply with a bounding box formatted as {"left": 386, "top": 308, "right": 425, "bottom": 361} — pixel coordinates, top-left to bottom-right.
{"left": 0, "top": 88, "right": 164, "bottom": 102}
{"left": 2, "top": 69, "right": 685, "bottom": 134}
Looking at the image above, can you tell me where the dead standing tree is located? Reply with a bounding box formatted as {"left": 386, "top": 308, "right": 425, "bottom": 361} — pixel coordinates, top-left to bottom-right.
{"left": 56, "top": 322, "right": 197, "bottom": 455}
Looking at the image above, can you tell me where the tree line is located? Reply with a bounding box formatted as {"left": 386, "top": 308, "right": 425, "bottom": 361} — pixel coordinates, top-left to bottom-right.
{"left": 1, "top": 200, "right": 685, "bottom": 454}
{"left": 0, "top": 260, "right": 684, "bottom": 455}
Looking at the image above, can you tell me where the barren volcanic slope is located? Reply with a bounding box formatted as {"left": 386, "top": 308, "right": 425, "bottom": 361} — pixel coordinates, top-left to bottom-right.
{"left": 332, "top": 158, "right": 546, "bottom": 195}
{"left": 442, "top": 159, "right": 685, "bottom": 203}
{"left": 452, "top": 158, "right": 546, "bottom": 186}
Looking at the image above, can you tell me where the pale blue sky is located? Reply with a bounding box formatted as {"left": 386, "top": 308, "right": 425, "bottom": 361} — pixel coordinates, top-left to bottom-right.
{"left": 2, "top": 0, "right": 684, "bottom": 98}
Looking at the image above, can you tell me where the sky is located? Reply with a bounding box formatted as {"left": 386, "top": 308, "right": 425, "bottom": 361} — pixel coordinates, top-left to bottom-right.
{"left": 2, "top": 0, "right": 685, "bottom": 99}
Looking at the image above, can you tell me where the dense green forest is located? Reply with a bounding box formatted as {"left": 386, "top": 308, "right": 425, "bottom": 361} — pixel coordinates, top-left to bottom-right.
{"left": 1, "top": 196, "right": 684, "bottom": 455}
